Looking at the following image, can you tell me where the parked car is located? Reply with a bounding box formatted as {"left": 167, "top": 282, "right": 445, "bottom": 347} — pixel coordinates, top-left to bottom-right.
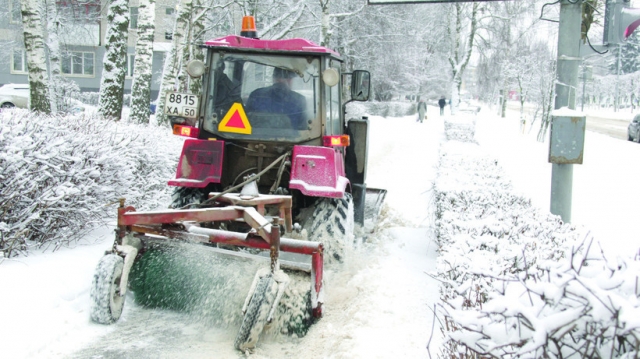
{"left": 0, "top": 83, "right": 29, "bottom": 109}
{"left": 628, "top": 114, "right": 640, "bottom": 142}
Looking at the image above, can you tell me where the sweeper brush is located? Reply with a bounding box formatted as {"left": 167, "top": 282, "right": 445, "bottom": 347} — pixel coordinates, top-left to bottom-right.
{"left": 128, "top": 242, "right": 315, "bottom": 337}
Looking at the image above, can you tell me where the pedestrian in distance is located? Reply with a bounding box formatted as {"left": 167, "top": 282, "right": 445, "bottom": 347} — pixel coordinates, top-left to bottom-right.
{"left": 438, "top": 96, "right": 446, "bottom": 116}
{"left": 417, "top": 100, "right": 427, "bottom": 123}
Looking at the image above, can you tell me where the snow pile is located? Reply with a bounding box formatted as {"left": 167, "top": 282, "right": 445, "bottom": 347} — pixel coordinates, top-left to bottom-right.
{"left": 0, "top": 109, "right": 183, "bottom": 257}
{"left": 433, "top": 116, "right": 640, "bottom": 358}
{"left": 346, "top": 101, "right": 417, "bottom": 119}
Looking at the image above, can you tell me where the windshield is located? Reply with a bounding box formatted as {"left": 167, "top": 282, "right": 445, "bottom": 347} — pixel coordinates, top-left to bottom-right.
{"left": 202, "top": 53, "right": 321, "bottom": 143}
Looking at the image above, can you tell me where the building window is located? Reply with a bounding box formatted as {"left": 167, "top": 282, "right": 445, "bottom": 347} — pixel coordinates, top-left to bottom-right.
{"left": 10, "top": 0, "right": 21, "bottom": 23}
{"left": 11, "top": 49, "right": 27, "bottom": 74}
{"left": 166, "top": 7, "right": 174, "bottom": 15}
{"left": 129, "top": 7, "right": 138, "bottom": 29}
{"left": 165, "top": 32, "right": 173, "bottom": 40}
{"left": 61, "top": 51, "right": 95, "bottom": 76}
{"left": 56, "top": 0, "right": 101, "bottom": 22}
{"left": 126, "top": 54, "right": 135, "bottom": 77}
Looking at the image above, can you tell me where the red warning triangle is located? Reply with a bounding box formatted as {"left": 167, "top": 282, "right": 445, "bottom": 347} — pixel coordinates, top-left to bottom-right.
{"left": 218, "top": 103, "right": 252, "bottom": 134}
{"left": 227, "top": 111, "right": 244, "bottom": 128}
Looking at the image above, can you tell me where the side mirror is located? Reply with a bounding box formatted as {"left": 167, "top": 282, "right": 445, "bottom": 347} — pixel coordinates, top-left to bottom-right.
{"left": 351, "top": 70, "right": 370, "bottom": 102}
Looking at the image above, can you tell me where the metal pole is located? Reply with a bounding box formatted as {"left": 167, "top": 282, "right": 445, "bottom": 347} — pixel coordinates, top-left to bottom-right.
{"left": 581, "top": 64, "right": 586, "bottom": 111}
{"left": 615, "top": 43, "right": 621, "bottom": 112}
{"left": 551, "top": 0, "right": 582, "bottom": 223}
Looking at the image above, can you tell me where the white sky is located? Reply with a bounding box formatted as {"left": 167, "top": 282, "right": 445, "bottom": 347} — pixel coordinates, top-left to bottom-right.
{"left": 1, "top": 102, "right": 638, "bottom": 357}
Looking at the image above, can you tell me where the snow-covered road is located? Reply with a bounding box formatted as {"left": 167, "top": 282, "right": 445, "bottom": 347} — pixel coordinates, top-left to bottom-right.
{"left": 4, "top": 103, "right": 639, "bottom": 358}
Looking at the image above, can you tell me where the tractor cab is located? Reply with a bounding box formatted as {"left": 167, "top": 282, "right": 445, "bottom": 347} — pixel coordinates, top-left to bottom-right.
{"left": 189, "top": 35, "right": 370, "bottom": 145}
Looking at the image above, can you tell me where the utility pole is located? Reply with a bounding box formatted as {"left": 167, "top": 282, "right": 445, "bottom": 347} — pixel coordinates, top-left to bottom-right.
{"left": 615, "top": 43, "right": 622, "bottom": 111}
{"left": 581, "top": 64, "right": 586, "bottom": 111}
{"left": 550, "top": 0, "right": 582, "bottom": 223}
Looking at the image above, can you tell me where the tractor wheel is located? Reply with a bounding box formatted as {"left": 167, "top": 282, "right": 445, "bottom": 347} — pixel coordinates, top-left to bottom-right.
{"left": 170, "top": 186, "right": 209, "bottom": 208}
{"left": 90, "top": 254, "right": 125, "bottom": 324}
{"left": 234, "top": 274, "right": 278, "bottom": 352}
{"left": 308, "top": 193, "right": 355, "bottom": 262}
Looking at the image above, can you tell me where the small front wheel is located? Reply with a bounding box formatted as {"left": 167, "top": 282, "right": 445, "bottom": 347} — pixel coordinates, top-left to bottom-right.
{"left": 234, "top": 274, "right": 278, "bottom": 352}
{"left": 90, "top": 254, "right": 125, "bottom": 324}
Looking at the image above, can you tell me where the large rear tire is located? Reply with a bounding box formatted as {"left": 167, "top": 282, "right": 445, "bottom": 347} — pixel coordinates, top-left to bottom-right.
{"left": 90, "top": 254, "right": 125, "bottom": 324}
{"left": 234, "top": 275, "right": 278, "bottom": 352}
{"left": 170, "top": 186, "right": 210, "bottom": 208}
{"left": 308, "top": 193, "right": 355, "bottom": 262}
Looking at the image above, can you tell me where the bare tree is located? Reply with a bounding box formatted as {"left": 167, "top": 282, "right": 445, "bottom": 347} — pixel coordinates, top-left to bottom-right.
{"left": 447, "top": 2, "right": 478, "bottom": 114}
{"left": 156, "top": 0, "right": 221, "bottom": 125}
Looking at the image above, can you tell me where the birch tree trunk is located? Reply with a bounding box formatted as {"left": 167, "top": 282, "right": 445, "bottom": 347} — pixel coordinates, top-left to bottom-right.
{"left": 130, "top": 0, "right": 156, "bottom": 124}
{"left": 320, "top": 0, "right": 331, "bottom": 47}
{"left": 45, "top": 0, "right": 60, "bottom": 113}
{"left": 21, "top": 0, "right": 51, "bottom": 114}
{"left": 98, "top": 0, "right": 130, "bottom": 121}
{"left": 156, "top": 0, "right": 192, "bottom": 126}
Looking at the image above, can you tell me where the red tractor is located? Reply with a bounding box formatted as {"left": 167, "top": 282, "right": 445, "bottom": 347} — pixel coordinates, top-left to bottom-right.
{"left": 90, "top": 16, "right": 385, "bottom": 351}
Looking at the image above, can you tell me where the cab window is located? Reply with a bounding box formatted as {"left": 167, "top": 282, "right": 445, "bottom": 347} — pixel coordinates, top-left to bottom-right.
{"left": 202, "top": 53, "right": 321, "bottom": 143}
{"left": 325, "top": 73, "right": 341, "bottom": 135}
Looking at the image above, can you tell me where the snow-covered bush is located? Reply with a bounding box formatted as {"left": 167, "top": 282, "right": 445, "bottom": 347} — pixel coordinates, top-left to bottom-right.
{"left": 75, "top": 92, "right": 132, "bottom": 107}
{"left": 0, "top": 109, "right": 183, "bottom": 257}
{"left": 76, "top": 91, "right": 100, "bottom": 106}
{"left": 51, "top": 76, "right": 82, "bottom": 114}
{"left": 445, "top": 238, "right": 640, "bottom": 358}
{"left": 443, "top": 117, "right": 476, "bottom": 142}
{"left": 433, "top": 116, "right": 640, "bottom": 358}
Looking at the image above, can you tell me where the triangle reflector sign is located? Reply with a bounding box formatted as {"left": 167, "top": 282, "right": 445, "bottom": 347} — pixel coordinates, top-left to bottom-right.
{"left": 218, "top": 103, "right": 252, "bottom": 134}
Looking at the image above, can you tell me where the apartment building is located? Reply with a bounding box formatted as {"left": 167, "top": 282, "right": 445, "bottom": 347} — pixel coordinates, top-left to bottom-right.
{"left": 1, "top": 0, "right": 177, "bottom": 100}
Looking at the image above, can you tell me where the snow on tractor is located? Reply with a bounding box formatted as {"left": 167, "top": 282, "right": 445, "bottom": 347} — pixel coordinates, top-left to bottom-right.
{"left": 89, "top": 16, "right": 386, "bottom": 351}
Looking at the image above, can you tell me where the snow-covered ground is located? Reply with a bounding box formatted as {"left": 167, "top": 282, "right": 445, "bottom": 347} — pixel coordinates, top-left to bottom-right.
{"left": 1, "top": 102, "right": 638, "bottom": 358}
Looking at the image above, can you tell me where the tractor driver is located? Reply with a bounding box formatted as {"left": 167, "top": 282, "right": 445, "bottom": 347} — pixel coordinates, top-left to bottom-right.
{"left": 246, "top": 68, "right": 309, "bottom": 130}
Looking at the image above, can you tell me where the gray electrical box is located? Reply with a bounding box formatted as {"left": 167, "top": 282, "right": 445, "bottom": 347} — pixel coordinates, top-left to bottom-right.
{"left": 548, "top": 114, "right": 586, "bottom": 164}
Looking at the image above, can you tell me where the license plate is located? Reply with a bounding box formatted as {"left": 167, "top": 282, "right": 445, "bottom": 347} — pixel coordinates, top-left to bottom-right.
{"left": 164, "top": 92, "right": 198, "bottom": 118}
